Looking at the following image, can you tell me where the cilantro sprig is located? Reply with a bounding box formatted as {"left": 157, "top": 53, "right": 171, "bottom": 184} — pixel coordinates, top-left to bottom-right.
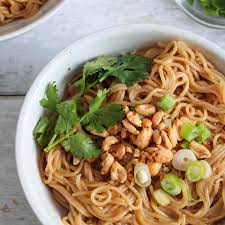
{"left": 75, "top": 54, "right": 151, "bottom": 94}
{"left": 82, "top": 90, "right": 124, "bottom": 132}
{"left": 33, "top": 85, "right": 124, "bottom": 158}
{"left": 40, "top": 82, "right": 59, "bottom": 112}
{"left": 33, "top": 53, "right": 152, "bottom": 160}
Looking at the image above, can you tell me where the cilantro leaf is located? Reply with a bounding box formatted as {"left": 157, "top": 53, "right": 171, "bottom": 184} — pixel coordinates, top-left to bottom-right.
{"left": 102, "top": 55, "right": 151, "bottom": 85}
{"left": 62, "top": 132, "right": 101, "bottom": 159}
{"left": 82, "top": 89, "right": 125, "bottom": 132}
{"left": 40, "top": 82, "right": 59, "bottom": 112}
{"left": 83, "top": 56, "right": 117, "bottom": 76}
{"left": 83, "top": 104, "right": 125, "bottom": 132}
{"left": 33, "top": 116, "right": 56, "bottom": 147}
{"left": 76, "top": 56, "right": 117, "bottom": 92}
{"left": 54, "top": 99, "right": 79, "bottom": 134}
{"left": 89, "top": 89, "right": 109, "bottom": 112}
{"left": 33, "top": 116, "right": 49, "bottom": 145}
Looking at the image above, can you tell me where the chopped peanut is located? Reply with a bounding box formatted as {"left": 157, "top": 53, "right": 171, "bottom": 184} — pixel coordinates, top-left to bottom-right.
{"left": 152, "top": 129, "right": 162, "bottom": 145}
{"left": 154, "top": 149, "right": 173, "bottom": 163}
{"left": 130, "top": 134, "right": 137, "bottom": 142}
{"left": 140, "top": 151, "right": 150, "bottom": 163}
{"left": 110, "top": 144, "right": 126, "bottom": 160}
{"left": 134, "top": 148, "right": 141, "bottom": 158}
{"left": 147, "top": 161, "right": 162, "bottom": 176}
{"left": 107, "top": 124, "right": 122, "bottom": 135}
{"left": 111, "top": 162, "right": 127, "bottom": 183}
{"left": 122, "top": 119, "right": 139, "bottom": 135}
{"left": 123, "top": 105, "right": 129, "bottom": 114}
{"left": 135, "top": 104, "right": 156, "bottom": 116}
{"left": 126, "top": 111, "right": 142, "bottom": 127}
{"left": 131, "top": 158, "right": 139, "bottom": 165}
{"left": 157, "top": 122, "right": 166, "bottom": 131}
{"left": 101, "top": 154, "right": 114, "bottom": 175}
{"left": 121, "top": 128, "right": 128, "bottom": 139}
{"left": 134, "top": 128, "right": 153, "bottom": 149}
{"left": 152, "top": 111, "right": 164, "bottom": 128}
{"left": 189, "top": 141, "right": 211, "bottom": 159}
{"left": 142, "top": 118, "right": 152, "bottom": 128}
{"left": 167, "top": 127, "right": 177, "bottom": 147}
{"left": 102, "top": 136, "right": 118, "bottom": 151}
{"left": 145, "top": 146, "right": 158, "bottom": 153}
{"left": 125, "top": 146, "right": 133, "bottom": 153}
{"left": 161, "top": 130, "right": 173, "bottom": 150}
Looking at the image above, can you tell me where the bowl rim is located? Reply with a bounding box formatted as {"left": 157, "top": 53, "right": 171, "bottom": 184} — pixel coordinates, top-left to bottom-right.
{"left": 0, "top": 0, "right": 67, "bottom": 42}
{"left": 15, "top": 23, "right": 225, "bottom": 225}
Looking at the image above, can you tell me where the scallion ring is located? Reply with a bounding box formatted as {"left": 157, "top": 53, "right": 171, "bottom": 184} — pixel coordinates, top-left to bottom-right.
{"left": 134, "top": 163, "right": 151, "bottom": 187}
{"left": 186, "top": 161, "right": 205, "bottom": 182}
{"left": 160, "top": 173, "right": 182, "bottom": 196}
{"left": 153, "top": 189, "right": 171, "bottom": 206}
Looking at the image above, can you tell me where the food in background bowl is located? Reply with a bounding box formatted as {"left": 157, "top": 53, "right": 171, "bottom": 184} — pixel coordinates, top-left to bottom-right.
{"left": 0, "top": 0, "right": 47, "bottom": 25}
{"left": 33, "top": 40, "right": 225, "bottom": 225}
{"left": 0, "top": 0, "right": 65, "bottom": 41}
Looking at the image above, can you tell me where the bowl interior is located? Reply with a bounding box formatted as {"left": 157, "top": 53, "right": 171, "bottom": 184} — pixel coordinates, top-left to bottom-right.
{"left": 16, "top": 24, "right": 225, "bottom": 225}
{"left": 0, "top": 0, "right": 65, "bottom": 41}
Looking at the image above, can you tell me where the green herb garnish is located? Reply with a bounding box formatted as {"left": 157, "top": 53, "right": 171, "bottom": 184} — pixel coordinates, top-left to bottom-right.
{"left": 82, "top": 89, "right": 124, "bottom": 132}
{"left": 40, "top": 82, "right": 59, "bottom": 112}
{"left": 62, "top": 132, "right": 102, "bottom": 159}
{"left": 33, "top": 54, "right": 152, "bottom": 159}
{"left": 33, "top": 116, "right": 50, "bottom": 146}
{"left": 76, "top": 55, "right": 151, "bottom": 94}
{"left": 187, "top": 0, "right": 225, "bottom": 18}
{"left": 54, "top": 99, "right": 79, "bottom": 134}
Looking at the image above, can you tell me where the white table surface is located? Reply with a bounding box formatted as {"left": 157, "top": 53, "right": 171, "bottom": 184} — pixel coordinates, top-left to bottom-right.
{"left": 0, "top": 1, "right": 225, "bottom": 224}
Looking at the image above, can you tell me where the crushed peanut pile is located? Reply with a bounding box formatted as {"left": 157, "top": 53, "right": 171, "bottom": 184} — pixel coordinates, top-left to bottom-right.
{"left": 97, "top": 104, "right": 211, "bottom": 183}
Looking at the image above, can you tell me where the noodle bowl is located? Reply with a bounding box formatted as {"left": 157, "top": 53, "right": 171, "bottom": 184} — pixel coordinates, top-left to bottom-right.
{"left": 15, "top": 25, "right": 225, "bottom": 225}
{"left": 38, "top": 41, "right": 225, "bottom": 224}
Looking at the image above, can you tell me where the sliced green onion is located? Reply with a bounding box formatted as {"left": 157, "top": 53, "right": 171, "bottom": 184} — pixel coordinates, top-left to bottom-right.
{"left": 200, "top": 160, "right": 212, "bottom": 179}
{"left": 186, "top": 161, "right": 205, "bottom": 182}
{"left": 157, "top": 94, "right": 176, "bottom": 111}
{"left": 172, "top": 149, "right": 197, "bottom": 171}
{"left": 180, "top": 141, "right": 189, "bottom": 149}
{"left": 153, "top": 189, "right": 171, "bottom": 206}
{"left": 160, "top": 173, "right": 182, "bottom": 196}
{"left": 196, "top": 123, "right": 211, "bottom": 143}
{"left": 180, "top": 123, "right": 199, "bottom": 142}
{"left": 134, "top": 163, "right": 151, "bottom": 187}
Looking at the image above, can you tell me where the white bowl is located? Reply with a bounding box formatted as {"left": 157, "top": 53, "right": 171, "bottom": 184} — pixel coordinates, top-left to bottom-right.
{"left": 0, "top": 0, "right": 66, "bottom": 42}
{"left": 16, "top": 24, "right": 225, "bottom": 225}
